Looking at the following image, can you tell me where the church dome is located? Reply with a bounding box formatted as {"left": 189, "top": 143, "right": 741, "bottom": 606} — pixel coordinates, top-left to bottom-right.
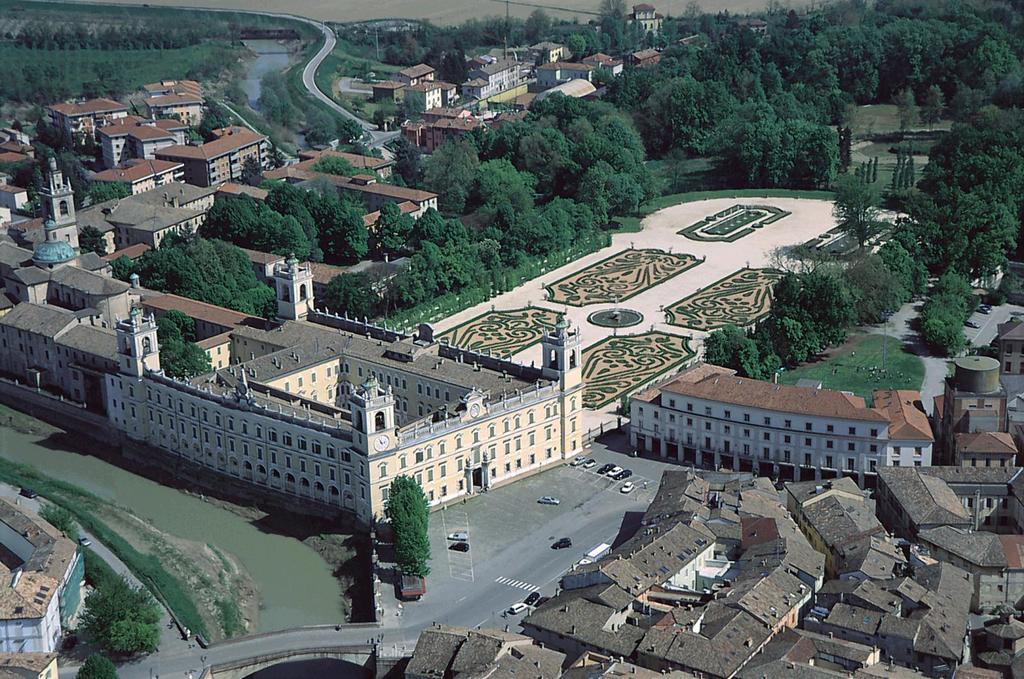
{"left": 33, "top": 239, "right": 76, "bottom": 265}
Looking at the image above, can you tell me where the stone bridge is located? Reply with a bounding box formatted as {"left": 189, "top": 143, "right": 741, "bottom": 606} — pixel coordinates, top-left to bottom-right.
{"left": 200, "top": 645, "right": 375, "bottom": 679}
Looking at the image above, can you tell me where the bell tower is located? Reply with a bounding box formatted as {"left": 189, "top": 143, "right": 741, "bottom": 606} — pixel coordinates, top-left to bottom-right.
{"left": 40, "top": 157, "right": 79, "bottom": 249}
{"left": 273, "top": 255, "right": 314, "bottom": 321}
{"left": 116, "top": 307, "right": 161, "bottom": 377}
{"left": 540, "top": 315, "right": 582, "bottom": 391}
{"left": 349, "top": 375, "right": 396, "bottom": 454}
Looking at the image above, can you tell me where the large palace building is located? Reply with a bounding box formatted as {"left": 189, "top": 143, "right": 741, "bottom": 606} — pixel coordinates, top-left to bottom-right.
{"left": 102, "top": 260, "right": 583, "bottom": 524}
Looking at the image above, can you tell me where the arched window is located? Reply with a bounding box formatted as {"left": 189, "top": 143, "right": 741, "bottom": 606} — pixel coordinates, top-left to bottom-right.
{"left": 374, "top": 411, "right": 386, "bottom": 431}
{"left": 286, "top": 473, "right": 295, "bottom": 484}
{"left": 329, "top": 486, "right": 340, "bottom": 496}
{"left": 142, "top": 337, "right": 152, "bottom": 354}
{"left": 244, "top": 461, "right": 252, "bottom": 470}
{"left": 549, "top": 349, "right": 558, "bottom": 369}
{"left": 528, "top": 412, "right": 535, "bottom": 424}
{"left": 426, "top": 446, "right": 433, "bottom": 459}
{"left": 258, "top": 464, "right": 266, "bottom": 475}
{"left": 300, "top": 477, "right": 310, "bottom": 487}
{"left": 514, "top": 416, "right": 521, "bottom": 429}
{"left": 503, "top": 419, "right": 509, "bottom": 433}
{"left": 271, "top": 469, "right": 280, "bottom": 478}
{"left": 488, "top": 425, "right": 495, "bottom": 438}
{"left": 299, "top": 284, "right": 308, "bottom": 300}
{"left": 569, "top": 349, "right": 578, "bottom": 369}
{"left": 59, "top": 200, "right": 69, "bottom": 217}
{"left": 455, "top": 435, "right": 463, "bottom": 448}
{"left": 415, "top": 449, "right": 424, "bottom": 463}
{"left": 315, "top": 481, "right": 324, "bottom": 492}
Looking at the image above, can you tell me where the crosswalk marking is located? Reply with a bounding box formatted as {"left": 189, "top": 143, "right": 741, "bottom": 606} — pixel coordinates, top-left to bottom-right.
{"left": 495, "top": 576, "right": 540, "bottom": 592}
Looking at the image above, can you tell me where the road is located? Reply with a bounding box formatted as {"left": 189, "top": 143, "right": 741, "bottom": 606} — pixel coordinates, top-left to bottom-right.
{"left": 71, "top": 434, "right": 661, "bottom": 678}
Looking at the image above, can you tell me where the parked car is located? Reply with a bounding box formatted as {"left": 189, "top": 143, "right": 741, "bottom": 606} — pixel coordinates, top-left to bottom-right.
{"left": 978, "top": 305, "right": 992, "bottom": 314}
{"left": 18, "top": 488, "right": 37, "bottom": 499}
{"left": 506, "top": 603, "right": 528, "bottom": 616}
{"left": 450, "top": 541, "right": 470, "bottom": 552}
{"left": 524, "top": 592, "right": 541, "bottom": 606}
{"left": 966, "top": 320, "right": 980, "bottom": 329}
{"left": 570, "top": 457, "right": 587, "bottom": 467}
{"left": 78, "top": 536, "right": 92, "bottom": 547}
{"left": 606, "top": 466, "right": 624, "bottom": 477}
{"left": 400, "top": 575, "right": 426, "bottom": 601}
{"left": 613, "top": 469, "right": 633, "bottom": 481}
{"left": 537, "top": 496, "right": 560, "bottom": 505}
{"left": 620, "top": 481, "right": 635, "bottom": 494}
{"left": 551, "top": 537, "right": 573, "bottom": 549}
{"left": 447, "top": 532, "right": 469, "bottom": 542}
{"left": 581, "top": 459, "right": 597, "bottom": 469}
{"left": 596, "top": 463, "right": 616, "bottom": 475}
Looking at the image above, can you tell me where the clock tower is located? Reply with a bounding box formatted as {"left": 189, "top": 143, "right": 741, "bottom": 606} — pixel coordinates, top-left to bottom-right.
{"left": 350, "top": 375, "right": 396, "bottom": 455}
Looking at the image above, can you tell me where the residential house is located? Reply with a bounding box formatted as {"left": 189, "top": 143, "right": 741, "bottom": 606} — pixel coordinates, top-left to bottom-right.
{"left": 463, "top": 59, "right": 524, "bottom": 100}
{"left": 918, "top": 526, "right": 1024, "bottom": 612}
{"left": 955, "top": 432, "right": 1019, "bottom": 468}
{"left": 630, "top": 4, "right": 664, "bottom": 35}
{"left": 92, "top": 159, "right": 184, "bottom": 195}
{"left": 403, "top": 81, "right": 457, "bottom": 112}
{"left": 0, "top": 653, "right": 59, "bottom": 679}
{"left": 627, "top": 48, "right": 662, "bottom": 68}
{"left": 401, "top": 117, "right": 480, "bottom": 153}
{"left": 537, "top": 62, "right": 595, "bottom": 88}
{"left": 530, "top": 41, "right": 567, "bottom": 64}
{"left": 372, "top": 81, "right": 406, "bottom": 103}
{"left": 47, "top": 98, "right": 128, "bottom": 141}
{"left": 582, "top": 52, "right": 624, "bottom": 75}
{"left": 142, "top": 79, "right": 202, "bottom": 98}
{"left": 0, "top": 184, "right": 28, "bottom": 213}
{"left": 97, "top": 120, "right": 179, "bottom": 169}
{"left": 155, "top": 127, "right": 269, "bottom": 187}
{"left": 406, "top": 625, "right": 565, "bottom": 679}
{"left": 395, "top": 64, "right": 436, "bottom": 86}
{"left": 738, "top": 18, "right": 769, "bottom": 35}
{"left": 145, "top": 92, "right": 204, "bottom": 126}
{"left": 270, "top": 148, "right": 394, "bottom": 179}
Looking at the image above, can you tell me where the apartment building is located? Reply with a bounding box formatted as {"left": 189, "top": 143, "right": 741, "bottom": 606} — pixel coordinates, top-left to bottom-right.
{"left": 630, "top": 364, "right": 933, "bottom": 488}
{"left": 463, "top": 59, "right": 524, "bottom": 100}
{"left": 97, "top": 121, "right": 179, "bottom": 169}
{"left": 145, "top": 92, "right": 204, "bottom": 126}
{"left": 47, "top": 98, "right": 128, "bottom": 141}
{"left": 155, "top": 127, "right": 268, "bottom": 187}
{"left": 92, "top": 159, "right": 184, "bottom": 195}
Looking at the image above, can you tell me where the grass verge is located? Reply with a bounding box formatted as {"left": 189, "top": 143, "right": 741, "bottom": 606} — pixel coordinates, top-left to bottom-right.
{"left": 778, "top": 333, "right": 925, "bottom": 404}
{"left": 0, "top": 457, "right": 208, "bottom": 638}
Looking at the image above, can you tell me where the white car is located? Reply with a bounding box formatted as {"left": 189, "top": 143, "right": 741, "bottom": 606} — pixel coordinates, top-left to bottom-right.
{"left": 569, "top": 457, "right": 587, "bottom": 467}
{"left": 537, "top": 496, "right": 561, "bottom": 505}
{"left": 447, "top": 532, "right": 469, "bottom": 542}
{"left": 606, "top": 466, "right": 624, "bottom": 477}
{"left": 506, "top": 602, "right": 529, "bottom": 615}
{"left": 620, "top": 481, "right": 635, "bottom": 494}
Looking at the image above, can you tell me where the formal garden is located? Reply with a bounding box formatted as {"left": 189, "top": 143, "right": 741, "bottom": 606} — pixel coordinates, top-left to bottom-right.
{"left": 438, "top": 306, "right": 563, "bottom": 358}
{"left": 581, "top": 332, "right": 695, "bottom": 410}
{"left": 545, "top": 248, "right": 700, "bottom": 306}
{"left": 678, "top": 204, "right": 791, "bottom": 242}
{"left": 665, "top": 268, "right": 783, "bottom": 332}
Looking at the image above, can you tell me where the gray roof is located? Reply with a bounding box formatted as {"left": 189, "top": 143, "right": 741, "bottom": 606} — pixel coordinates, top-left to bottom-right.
{"left": 55, "top": 324, "right": 118, "bottom": 362}
{"left": 837, "top": 535, "right": 906, "bottom": 579}
{"left": 0, "top": 302, "right": 74, "bottom": 337}
{"left": 50, "top": 265, "right": 130, "bottom": 296}
{"left": 919, "top": 466, "right": 1020, "bottom": 486}
{"left": 524, "top": 589, "right": 646, "bottom": 658}
{"left": 877, "top": 468, "right": 972, "bottom": 529}
{"left": 918, "top": 526, "right": 1007, "bottom": 568}
{"left": 101, "top": 201, "right": 202, "bottom": 233}
{"left": 132, "top": 181, "right": 217, "bottom": 207}
{"left": 823, "top": 603, "right": 882, "bottom": 636}
{"left": 0, "top": 242, "right": 31, "bottom": 269}
{"left": 77, "top": 251, "right": 110, "bottom": 272}
{"left": 801, "top": 495, "right": 883, "bottom": 550}
{"left": 7, "top": 266, "right": 50, "bottom": 286}
{"left": 785, "top": 477, "right": 863, "bottom": 507}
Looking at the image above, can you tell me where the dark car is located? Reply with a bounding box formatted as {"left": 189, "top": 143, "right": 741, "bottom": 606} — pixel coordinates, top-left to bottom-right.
{"left": 596, "top": 463, "right": 616, "bottom": 475}
{"left": 551, "top": 537, "right": 572, "bottom": 550}
{"left": 524, "top": 591, "right": 541, "bottom": 606}
{"left": 18, "top": 488, "right": 37, "bottom": 499}
{"left": 450, "top": 541, "right": 470, "bottom": 552}
{"left": 613, "top": 469, "right": 633, "bottom": 481}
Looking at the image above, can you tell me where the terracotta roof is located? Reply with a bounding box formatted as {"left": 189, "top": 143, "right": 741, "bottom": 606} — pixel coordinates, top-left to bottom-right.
{"left": 239, "top": 247, "right": 285, "bottom": 266}
{"left": 48, "top": 98, "right": 127, "bottom": 116}
{"left": 308, "top": 261, "right": 347, "bottom": 285}
{"left": 93, "top": 159, "right": 183, "bottom": 184}
{"left": 0, "top": 184, "right": 27, "bottom": 195}
{"left": 399, "top": 63, "right": 435, "bottom": 79}
{"left": 152, "top": 118, "right": 189, "bottom": 131}
{"left": 216, "top": 182, "right": 269, "bottom": 201}
{"left": 955, "top": 431, "right": 1018, "bottom": 455}
{"left": 363, "top": 200, "right": 418, "bottom": 227}
{"left": 146, "top": 93, "right": 204, "bottom": 107}
{"left": 537, "top": 61, "right": 595, "bottom": 71}
{"left": 102, "top": 243, "right": 151, "bottom": 261}
{"left": 583, "top": 52, "right": 623, "bottom": 66}
{"left": 634, "top": 3, "right": 657, "bottom": 10}
{"left": 291, "top": 169, "right": 437, "bottom": 204}
{"left": 142, "top": 293, "right": 261, "bottom": 330}
{"left": 934, "top": 394, "right": 944, "bottom": 419}
{"left": 657, "top": 364, "right": 889, "bottom": 422}
{"left": 872, "top": 390, "right": 933, "bottom": 441}
{"left": 0, "top": 152, "right": 29, "bottom": 164}
{"left": 372, "top": 80, "right": 406, "bottom": 90}
{"left": 155, "top": 126, "right": 266, "bottom": 161}
{"left": 631, "top": 48, "right": 661, "bottom": 60}
{"left": 98, "top": 122, "right": 176, "bottom": 142}
{"left": 296, "top": 149, "right": 392, "bottom": 172}
{"left": 0, "top": 652, "right": 56, "bottom": 675}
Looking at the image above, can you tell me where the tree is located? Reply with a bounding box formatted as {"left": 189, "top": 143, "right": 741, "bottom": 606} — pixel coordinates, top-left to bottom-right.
{"left": 240, "top": 156, "right": 262, "bottom": 186}
{"left": 159, "top": 339, "right": 212, "bottom": 379}
{"left": 313, "top": 155, "right": 356, "bottom": 177}
{"left": 704, "top": 324, "right": 779, "bottom": 380}
{"left": 833, "top": 174, "right": 883, "bottom": 249}
{"left": 566, "top": 34, "right": 588, "bottom": 60}
{"left": 87, "top": 181, "right": 130, "bottom": 205}
{"left": 599, "top": 0, "right": 628, "bottom": 19}
{"left": 524, "top": 9, "right": 551, "bottom": 43}
{"left": 80, "top": 575, "right": 161, "bottom": 655}
{"left": 110, "top": 256, "right": 134, "bottom": 282}
{"left": 323, "top": 273, "right": 375, "bottom": 318}
{"left": 895, "top": 88, "right": 916, "bottom": 132}
{"left": 394, "top": 137, "right": 422, "bottom": 186}
{"left": 315, "top": 192, "right": 369, "bottom": 264}
{"left": 920, "top": 85, "right": 945, "bottom": 128}
{"left": 843, "top": 254, "right": 909, "bottom": 324}
{"left": 423, "top": 140, "right": 479, "bottom": 214}
{"left": 385, "top": 476, "right": 430, "bottom": 577}
{"left": 375, "top": 202, "right": 414, "bottom": 256}
{"left": 78, "top": 653, "right": 119, "bottom": 679}
{"left": 40, "top": 504, "right": 76, "bottom": 538}
{"left": 79, "top": 225, "right": 108, "bottom": 255}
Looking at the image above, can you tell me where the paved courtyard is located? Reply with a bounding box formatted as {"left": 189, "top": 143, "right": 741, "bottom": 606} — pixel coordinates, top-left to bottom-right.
{"left": 432, "top": 196, "right": 837, "bottom": 421}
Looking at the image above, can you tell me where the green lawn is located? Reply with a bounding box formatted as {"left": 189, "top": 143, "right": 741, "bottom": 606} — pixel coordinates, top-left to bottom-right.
{"left": 778, "top": 333, "right": 925, "bottom": 405}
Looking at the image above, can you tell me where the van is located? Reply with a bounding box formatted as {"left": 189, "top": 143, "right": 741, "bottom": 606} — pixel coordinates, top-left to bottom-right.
{"left": 506, "top": 603, "right": 528, "bottom": 616}
{"left": 585, "top": 542, "right": 611, "bottom": 560}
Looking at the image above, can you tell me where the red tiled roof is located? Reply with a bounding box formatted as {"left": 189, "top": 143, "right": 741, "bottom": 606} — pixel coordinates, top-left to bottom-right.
{"left": 97, "top": 122, "right": 176, "bottom": 142}
{"left": 93, "top": 159, "right": 183, "bottom": 184}
{"left": 537, "top": 61, "right": 594, "bottom": 71}
{"left": 156, "top": 127, "right": 266, "bottom": 161}
{"left": 239, "top": 247, "right": 285, "bottom": 266}
{"left": 48, "top": 98, "right": 127, "bottom": 117}
{"left": 372, "top": 81, "right": 406, "bottom": 90}
{"left": 362, "top": 200, "right": 418, "bottom": 227}
{"left": 102, "top": 243, "right": 151, "bottom": 261}
{"left": 142, "top": 293, "right": 261, "bottom": 329}
{"left": 0, "top": 152, "right": 30, "bottom": 164}
{"left": 217, "top": 182, "right": 269, "bottom": 200}
{"left": 295, "top": 149, "right": 392, "bottom": 172}
{"left": 954, "top": 431, "right": 1018, "bottom": 455}
{"left": 399, "top": 64, "right": 435, "bottom": 79}
{"left": 873, "top": 390, "right": 933, "bottom": 441}
{"left": 152, "top": 118, "right": 189, "bottom": 131}
{"left": 0, "top": 184, "right": 28, "bottom": 196}
{"left": 147, "top": 93, "right": 204, "bottom": 107}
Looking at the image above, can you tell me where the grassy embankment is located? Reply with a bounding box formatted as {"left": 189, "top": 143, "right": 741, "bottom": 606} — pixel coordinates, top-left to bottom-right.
{"left": 778, "top": 333, "right": 925, "bottom": 405}
{"left": 0, "top": 456, "right": 209, "bottom": 638}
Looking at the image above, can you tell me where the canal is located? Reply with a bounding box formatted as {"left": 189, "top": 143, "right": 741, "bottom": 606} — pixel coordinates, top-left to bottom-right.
{"left": 0, "top": 425, "right": 345, "bottom": 633}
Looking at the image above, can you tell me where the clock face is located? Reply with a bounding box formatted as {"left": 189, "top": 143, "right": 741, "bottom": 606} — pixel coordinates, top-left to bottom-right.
{"left": 374, "top": 435, "right": 391, "bottom": 451}
{"left": 469, "top": 404, "right": 481, "bottom": 417}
